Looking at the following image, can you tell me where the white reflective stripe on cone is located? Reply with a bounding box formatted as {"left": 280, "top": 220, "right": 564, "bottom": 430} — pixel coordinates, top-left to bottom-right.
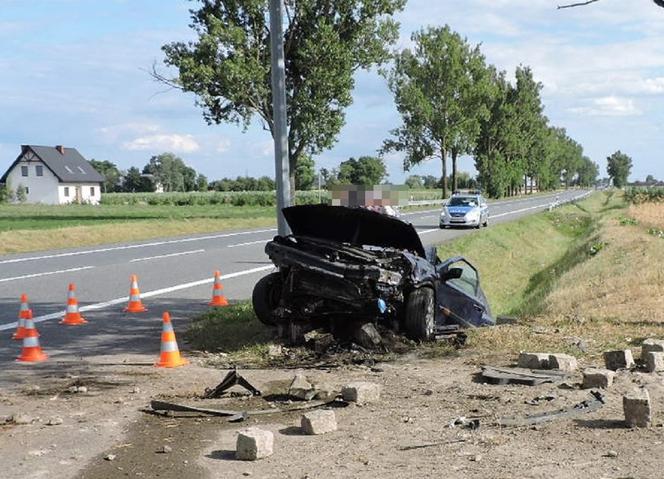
{"left": 129, "top": 294, "right": 141, "bottom": 301}
{"left": 23, "top": 336, "right": 40, "bottom": 347}
{"left": 161, "top": 341, "right": 179, "bottom": 352}
{"left": 66, "top": 305, "right": 78, "bottom": 313}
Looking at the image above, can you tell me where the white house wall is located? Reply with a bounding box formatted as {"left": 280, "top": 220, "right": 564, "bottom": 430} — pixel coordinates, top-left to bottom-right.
{"left": 5, "top": 160, "right": 60, "bottom": 204}
{"left": 58, "top": 183, "right": 101, "bottom": 205}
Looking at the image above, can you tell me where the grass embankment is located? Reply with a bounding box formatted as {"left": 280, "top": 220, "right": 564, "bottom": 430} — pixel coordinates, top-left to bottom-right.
{"left": 0, "top": 204, "right": 276, "bottom": 254}
{"left": 463, "top": 191, "right": 664, "bottom": 362}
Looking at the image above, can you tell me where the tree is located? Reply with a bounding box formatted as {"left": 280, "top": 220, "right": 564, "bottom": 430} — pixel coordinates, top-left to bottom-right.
{"left": 122, "top": 167, "right": 153, "bottom": 192}
{"left": 606, "top": 151, "right": 633, "bottom": 188}
{"left": 295, "top": 155, "right": 316, "bottom": 190}
{"left": 645, "top": 174, "right": 656, "bottom": 185}
{"left": 15, "top": 184, "right": 27, "bottom": 203}
{"left": 197, "top": 174, "right": 209, "bottom": 192}
{"left": 405, "top": 175, "right": 423, "bottom": 189}
{"left": 337, "top": 156, "right": 387, "bottom": 185}
{"left": 576, "top": 157, "right": 599, "bottom": 187}
{"left": 142, "top": 152, "right": 201, "bottom": 192}
{"left": 382, "top": 26, "right": 492, "bottom": 198}
{"left": 89, "top": 159, "right": 121, "bottom": 193}
{"left": 159, "top": 0, "right": 405, "bottom": 201}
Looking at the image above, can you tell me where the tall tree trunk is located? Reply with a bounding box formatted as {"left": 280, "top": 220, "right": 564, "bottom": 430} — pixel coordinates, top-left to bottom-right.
{"left": 451, "top": 149, "right": 458, "bottom": 193}
{"left": 441, "top": 148, "right": 448, "bottom": 199}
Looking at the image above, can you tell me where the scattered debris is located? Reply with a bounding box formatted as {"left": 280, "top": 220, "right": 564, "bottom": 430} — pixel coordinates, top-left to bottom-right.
{"left": 67, "top": 385, "right": 88, "bottom": 394}
{"left": 104, "top": 454, "right": 116, "bottom": 461}
{"left": 341, "top": 382, "right": 381, "bottom": 405}
{"left": 267, "top": 344, "right": 283, "bottom": 358}
{"left": 623, "top": 389, "right": 651, "bottom": 428}
{"left": 288, "top": 373, "right": 316, "bottom": 401}
{"left": 203, "top": 369, "right": 261, "bottom": 398}
{"left": 603, "top": 350, "right": 635, "bottom": 371}
{"left": 46, "top": 416, "right": 63, "bottom": 426}
{"left": 605, "top": 450, "right": 618, "bottom": 458}
{"left": 548, "top": 354, "right": 578, "bottom": 372}
{"left": 497, "top": 391, "right": 605, "bottom": 426}
{"left": 480, "top": 366, "right": 569, "bottom": 386}
{"left": 644, "top": 352, "right": 664, "bottom": 373}
{"left": 236, "top": 428, "right": 274, "bottom": 461}
{"left": 313, "top": 384, "right": 337, "bottom": 401}
{"left": 353, "top": 323, "right": 383, "bottom": 350}
{"left": 398, "top": 438, "right": 466, "bottom": 451}
{"left": 582, "top": 368, "right": 615, "bottom": 389}
{"left": 301, "top": 409, "right": 337, "bottom": 435}
{"left": 525, "top": 394, "right": 557, "bottom": 405}
{"left": 157, "top": 445, "right": 172, "bottom": 454}
{"left": 517, "top": 353, "right": 550, "bottom": 370}
{"left": 641, "top": 338, "right": 664, "bottom": 361}
{"left": 9, "top": 413, "right": 34, "bottom": 425}
{"left": 449, "top": 416, "right": 480, "bottom": 430}
{"left": 496, "top": 316, "right": 518, "bottom": 325}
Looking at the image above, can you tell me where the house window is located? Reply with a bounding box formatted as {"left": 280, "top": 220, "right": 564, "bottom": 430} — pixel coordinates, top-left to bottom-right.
{"left": 64, "top": 166, "right": 74, "bottom": 174}
{"left": 64, "top": 187, "right": 70, "bottom": 197}
{"left": 90, "top": 186, "right": 95, "bottom": 196}
{"left": 36, "top": 165, "right": 44, "bottom": 177}
{"left": 25, "top": 187, "right": 29, "bottom": 194}
{"left": 78, "top": 166, "right": 87, "bottom": 174}
{"left": 21, "top": 165, "right": 28, "bottom": 177}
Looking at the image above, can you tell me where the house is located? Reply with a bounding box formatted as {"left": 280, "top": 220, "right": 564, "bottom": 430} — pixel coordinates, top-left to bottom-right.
{"left": 0, "top": 145, "right": 105, "bottom": 204}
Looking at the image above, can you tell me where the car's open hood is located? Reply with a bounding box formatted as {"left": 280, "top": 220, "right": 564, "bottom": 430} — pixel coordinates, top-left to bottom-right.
{"left": 282, "top": 205, "right": 426, "bottom": 258}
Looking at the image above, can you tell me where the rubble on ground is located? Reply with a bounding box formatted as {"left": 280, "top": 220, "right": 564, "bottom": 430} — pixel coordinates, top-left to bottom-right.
{"left": 236, "top": 428, "right": 274, "bottom": 460}
{"left": 603, "top": 349, "right": 635, "bottom": 371}
{"left": 623, "top": 389, "right": 652, "bottom": 428}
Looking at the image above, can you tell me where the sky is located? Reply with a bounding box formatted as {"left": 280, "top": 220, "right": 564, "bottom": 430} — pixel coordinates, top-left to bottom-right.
{"left": 1, "top": 0, "right": 663, "bottom": 184}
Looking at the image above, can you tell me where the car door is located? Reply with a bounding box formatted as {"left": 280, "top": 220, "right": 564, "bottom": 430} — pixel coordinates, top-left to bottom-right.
{"left": 435, "top": 257, "right": 493, "bottom": 327}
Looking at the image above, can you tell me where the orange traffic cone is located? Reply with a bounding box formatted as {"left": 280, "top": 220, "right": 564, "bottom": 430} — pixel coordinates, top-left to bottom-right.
{"left": 155, "top": 312, "right": 188, "bottom": 368}
{"left": 60, "top": 283, "right": 87, "bottom": 325}
{"left": 16, "top": 318, "right": 47, "bottom": 363}
{"left": 12, "top": 294, "right": 32, "bottom": 340}
{"left": 124, "top": 275, "right": 147, "bottom": 313}
{"left": 208, "top": 270, "right": 229, "bottom": 307}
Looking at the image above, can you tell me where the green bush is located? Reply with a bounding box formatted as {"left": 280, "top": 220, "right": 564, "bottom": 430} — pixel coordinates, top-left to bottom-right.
{"left": 625, "top": 187, "right": 664, "bottom": 204}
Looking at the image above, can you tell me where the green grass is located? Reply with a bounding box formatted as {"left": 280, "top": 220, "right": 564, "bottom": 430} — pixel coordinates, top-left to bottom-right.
{"left": 0, "top": 203, "right": 275, "bottom": 233}
{"left": 436, "top": 192, "right": 613, "bottom": 318}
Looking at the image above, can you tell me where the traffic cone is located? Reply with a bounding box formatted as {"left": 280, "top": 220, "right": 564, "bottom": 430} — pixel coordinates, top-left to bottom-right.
{"left": 12, "top": 294, "right": 32, "bottom": 340}
{"left": 16, "top": 318, "right": 47, "bottom": 363}
{"left": 60, "top": 283, "right": 87, "bottom": 325}
{"left": 124, "top": 274, "right": 147, "bottom": 313}
{"left": 208, "top": 270, "right": 229, "bottom": 307}
{"left": 155, "top": 312, "right": 188, "bottom": 368}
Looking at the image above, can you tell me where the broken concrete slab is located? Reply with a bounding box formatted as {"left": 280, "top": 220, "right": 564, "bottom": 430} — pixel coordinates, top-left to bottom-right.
{"left": 341, "top": 382, "right": 381, "bottom": 405}
{"left": 288, "top": 373, "right": 316, "bottom": 401}
{"left": 480, "top": 366, "right": 569, "bottom": 386}
{"left": 548, "top": 354, "right": 578, "bottom": 372}
{"left": 498, "top": 391, "right": 605, "bottom": 427}
{"left": 517, "top": 352, "right": 550, "bottom": 369}
{"left": 354, "top": 323, "right": 382, "bottom": 349}
{"left": 643, "top": 351, "right": 664, "bottom": 373}
{"left": 303, "top": 329, "right": 336, "bottom": 354}
{"left": 301, "top": 409, "right": 337, "bottom": 435}
{"left": 582, "top": 368, "right": 615, "bottom": 389}
{"left": 603, "top": 350, "right": 635, "bottom": 371}
{"left": 313, "top": 384, "right": 337, "bottom": 401}
{"left": 236, "top": 428, "right": 274, "bottom": 460}
{"left": 623, "top": 389, "right": 651, "bottom": 428}
{"left": 641, "top": 339, "right": 664, "bottom": 361}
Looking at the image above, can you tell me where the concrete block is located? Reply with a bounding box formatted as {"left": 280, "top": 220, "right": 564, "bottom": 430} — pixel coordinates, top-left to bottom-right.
{"left": 517, "top": 352, "right": 550, "bottom": 369}
{"left": 236, "top": 428, "right": 274, "bottom": 460}
{"left": 582, "top": 368, "right": 615, "bottom": 389}
{"left": 603, "top": 350, "right": 635, "bottom": 371}
{"left": 641, "top": 339, "right": 664, "bottom": 361}
{"left": 623, "top": 389, "right": 652, "bottom": 428}
{"left": 548, "top": 353, "right": 578, "bottom": 372}
{"left": 341, "top": 382, "right": 381, "bottom": 405}
{"left": 288, "top": 373, "right": 315, "bottom": 401}
{"left": 301, "top": 409, "right": 337, "bottom": 435}
{"left": 644, "top": 351, "right": 664, "bottom": 373}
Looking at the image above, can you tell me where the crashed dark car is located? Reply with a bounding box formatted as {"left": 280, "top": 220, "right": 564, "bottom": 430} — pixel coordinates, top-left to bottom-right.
{"left": 252, "top": 205, "right": 493, "bottom": 342}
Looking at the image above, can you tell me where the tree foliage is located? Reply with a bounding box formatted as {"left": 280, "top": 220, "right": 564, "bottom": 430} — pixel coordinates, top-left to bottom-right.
{"left": 160, "top": 0, "right": 405, "bottom": 199}
{"left": 336, "top": 156, "right": 387, "bottom": 185}
{"left": 90, "top": 159, "right": 122, "bottom": 193}
{"left": 121, "top": 167, "right": 154, "bottom": 193}
{"left": 382, "top": 26, "right": 492, "bottom": 198}
{"left": 295, "top": 155, "right": 316, "bottom": 190}
{"left": 606, "top": 150, "right": 633, "bottom": 188}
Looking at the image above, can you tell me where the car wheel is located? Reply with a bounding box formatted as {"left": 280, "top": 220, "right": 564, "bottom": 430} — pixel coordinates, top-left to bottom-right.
{"left": 252, "top": 273, "right": 282, "bottom": 326}
{"left": 405, "top": 287, "right": 435, "bottom": 341}
{"left": 483, "top": 218, "right": 489, "bottom": 227}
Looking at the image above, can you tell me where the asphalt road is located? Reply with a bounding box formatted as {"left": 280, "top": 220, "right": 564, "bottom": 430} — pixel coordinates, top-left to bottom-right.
{"left": 0, "top": 189, "right": 589, "bottom": 375}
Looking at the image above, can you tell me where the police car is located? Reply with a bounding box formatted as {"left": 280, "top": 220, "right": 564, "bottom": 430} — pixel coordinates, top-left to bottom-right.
{"left": 439, "top": 191, "right": 489, "bottom": 229}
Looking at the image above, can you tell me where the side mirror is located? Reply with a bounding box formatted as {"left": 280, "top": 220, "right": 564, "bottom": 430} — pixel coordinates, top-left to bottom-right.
{"left": 441, "top": 267, "right": 463, "bottom": 281}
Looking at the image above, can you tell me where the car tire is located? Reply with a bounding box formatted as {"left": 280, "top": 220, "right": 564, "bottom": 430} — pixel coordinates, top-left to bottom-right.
{"left": 405, "top": 287, "right": 435, "bottom": 341}
{"left": 483, "top": 218, "right": 489, "bottom": 227}
{"left": 252, "top": 273, "right": 282, "bottom": 326}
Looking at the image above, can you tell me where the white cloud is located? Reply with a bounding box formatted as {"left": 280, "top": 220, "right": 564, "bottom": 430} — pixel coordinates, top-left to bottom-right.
{"left": 569, "top": 96, "right": 642, "bottom": 117}
{"left": 216, "top": 138, "right": 231, "bottom": 153}
{"left": 123, "top": 133, "right": 200, "bottom": 153}
{"left": 97, "top": 122, "right": 160, "bottom": 141}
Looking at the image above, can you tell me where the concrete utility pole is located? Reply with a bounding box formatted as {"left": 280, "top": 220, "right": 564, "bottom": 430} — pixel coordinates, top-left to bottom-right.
{"left": 269, "top": 0, "right": 291, "bottom": 236}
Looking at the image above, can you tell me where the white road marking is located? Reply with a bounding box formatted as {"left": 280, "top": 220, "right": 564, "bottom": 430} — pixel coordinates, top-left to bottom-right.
{"left": 419, "top": 228, "right": 440, "bottom": 235}
{"left": 227, "top": 239, "right": 268, "bottom": 248}
{"left": 0, "top": 228, "right": 278, "bottom": 265}
{"left": 0, "top": 265, "right": 275, "bottom": 331}
{"left": 0, "top": 266, "right": 95, "bottom": 284}
{"left": 129, "top": 249, "right": 205, "bottom": 263}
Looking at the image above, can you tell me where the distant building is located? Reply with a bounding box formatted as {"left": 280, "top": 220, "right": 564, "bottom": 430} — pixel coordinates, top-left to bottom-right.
{"left": 0, "top": 145, "right": 105, "bottom": 204}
